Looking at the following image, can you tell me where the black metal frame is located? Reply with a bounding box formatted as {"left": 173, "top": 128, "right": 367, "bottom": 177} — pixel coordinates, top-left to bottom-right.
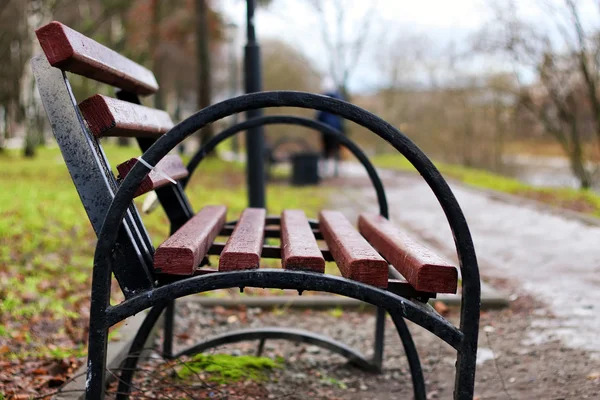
{"left": 79, "top": 90, "right": 480, "bottom": 400}
{"left": 33, "top": 50, "right": 480, "bottom": 399}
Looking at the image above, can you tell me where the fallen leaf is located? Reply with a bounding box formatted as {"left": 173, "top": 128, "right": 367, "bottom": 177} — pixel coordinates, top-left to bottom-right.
{"left": 214, "top": 305, "right": 227, "bottom": 315}
{"left": 32, "top": 368, "right": 48, "bottom": 375}
{"left": 587, "top": 371, "right": 600, "bottom": 381}
{"left": 433, "top": 301, "right": 449, "bottom": 315}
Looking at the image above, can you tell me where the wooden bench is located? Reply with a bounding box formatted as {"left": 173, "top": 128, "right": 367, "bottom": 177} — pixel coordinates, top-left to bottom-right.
{"left": 33, "top": 20, "right": 479, "bottom": 400}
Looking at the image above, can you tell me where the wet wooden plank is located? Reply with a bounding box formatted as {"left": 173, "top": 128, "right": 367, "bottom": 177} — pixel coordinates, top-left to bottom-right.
{"left": 219, "top": 208, "right": 266, "bottom": 271}
{"left": 116, "top": 155, "right": 189, "bottom": 197}
{"left": 319, "top": 210, "right": 388, "bottom": 288}
{"left": 36, "top": 21, "right": 158, "bottom": 95}
{"left": 154, "top": 205, "right": 227, "bottom": 275}
{"left": 358, "top": 213, "right": 458, "bottom": 293}
{"left": 219, "top": 226, "right": 322, "bottom": 240}
{"left": 281, "top": 210, "right": 325, "bottom": 272}
{"left": 79, "top": 94, "right": 173, "bottom": 138}
{"left": 208, "top": 243, "right": 334, "bottom": 262}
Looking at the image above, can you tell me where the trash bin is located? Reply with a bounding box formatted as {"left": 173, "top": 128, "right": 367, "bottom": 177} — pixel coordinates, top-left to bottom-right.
{"left": 291, "top": 152, "right": 320, "bottom": 186}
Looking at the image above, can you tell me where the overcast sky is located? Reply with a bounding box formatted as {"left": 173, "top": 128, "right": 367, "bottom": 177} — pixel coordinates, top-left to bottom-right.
{"left": 219, "top": 0, "right": 600, "bottom": 93}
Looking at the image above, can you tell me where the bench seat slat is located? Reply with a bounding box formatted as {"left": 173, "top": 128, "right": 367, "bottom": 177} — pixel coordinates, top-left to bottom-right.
{"left": 117, "top": 155, "right": 189, "bottom": 197}
{"left": 35, "top": 21, "right": 158, "bottom": 95}
{"left": 319, "top": 210, "right": 388, "bottom": 288}
{"left": 219, "top": 208, "right": 266, "bottom": 271}
{"left": 358, "top": 213, "right": 458, "bottom": 293}
{"left": 79, "top": 95, "right": 173, "bottom": 138}
{"left": 281, "top": 210, "right": 325, "bottom": 272}
{"left": 220, "top": 226, "right": 323, "bottom": 240}
{"left": 154, "top": 205, "right": 227, "bottom": 275}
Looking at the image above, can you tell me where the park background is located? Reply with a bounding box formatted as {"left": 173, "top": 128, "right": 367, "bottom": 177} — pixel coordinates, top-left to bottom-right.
{"left": 2, "top": 0, "right": 600, "bottom": 398}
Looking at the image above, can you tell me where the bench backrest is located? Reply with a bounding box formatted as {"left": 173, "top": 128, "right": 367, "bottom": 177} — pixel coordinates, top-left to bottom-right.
{"left": 32, "top": 21, "right": 193, "bottom": 298}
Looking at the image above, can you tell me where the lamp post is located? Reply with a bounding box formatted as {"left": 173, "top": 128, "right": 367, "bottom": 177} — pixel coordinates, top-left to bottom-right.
{"left": 244, "top": 0, "right": 266, "bottom": 208}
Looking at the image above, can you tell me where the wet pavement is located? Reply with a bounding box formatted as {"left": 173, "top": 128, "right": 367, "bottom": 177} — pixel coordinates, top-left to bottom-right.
{"left": 335, "top": 163, "right": 600, "bottom": 358}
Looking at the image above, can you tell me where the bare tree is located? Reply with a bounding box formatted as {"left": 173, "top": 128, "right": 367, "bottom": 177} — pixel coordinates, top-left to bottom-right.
{"left": 261, "top": 38, "right": 322, "bottom": 146}
{"left": 309, "top": 0, "right": 377, "bottom": 99}
{"left": 476, "top": 0, "right": 600, "bottom": 188}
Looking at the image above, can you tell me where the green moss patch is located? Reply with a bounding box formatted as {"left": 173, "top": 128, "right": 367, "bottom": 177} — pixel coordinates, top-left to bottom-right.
{"left": 177, "top": 354, "right": 282, "bottom": 384}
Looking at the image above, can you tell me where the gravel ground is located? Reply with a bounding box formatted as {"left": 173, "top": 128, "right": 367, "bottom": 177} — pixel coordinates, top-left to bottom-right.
{"left": 131, "top": 294, "right": 598, "bottom": 399}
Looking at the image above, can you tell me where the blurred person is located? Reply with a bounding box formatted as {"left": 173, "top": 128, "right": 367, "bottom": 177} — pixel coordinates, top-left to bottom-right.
{"left": 315, "top": 80, "right": 345, "bottom": 177}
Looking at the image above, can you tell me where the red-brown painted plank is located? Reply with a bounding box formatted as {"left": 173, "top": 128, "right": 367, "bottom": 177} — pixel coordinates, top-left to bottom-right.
{"left": 219, "top": 208, "right": 266, "bottom": 271}
{"left": 358, "top": 213, "right": 458, "bottom": 293}
{"left": 319, "top": 210, "right": 388, "bottom": 288}
{"left": 79, "top": 95, "right": 173, "bottom": 138}
{"left": 35, "top": 21, "right": 158, "bottom": 95}
{"left": 281, "top": 210, "right": 325, "bottom": 272}
{"left": 116, "top": 155, "right": 189, "bottom": 197}
{"left": 154, "top": 205, "right": 227, "bottom": 275}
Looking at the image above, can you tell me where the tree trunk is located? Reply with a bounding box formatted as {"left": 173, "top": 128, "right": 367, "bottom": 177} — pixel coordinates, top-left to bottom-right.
{"left": 566, "top": 117, "right": 592, "bottom": 189}
{"left": 174, "top": 80, "right": 186, "bottom": 154}
{"left": 196, "top": 0, "right": 213, "bottom": 147}
{"left": 460, "top": 94, "right": 475, "bottom": 167}
{"left": 151, "top": 0, "right": 165, "bottom": 111}
{"left": 0, "top": 106, "right": 6, "bottom": 152}
{"left": 23, "top": 125, "right": 37, "bottom": 158}
{"left": 492, "top": 100, "right": 506, "bottom": 173}
{"left": 568, "top": 148, "right": 591, "bottom": 189}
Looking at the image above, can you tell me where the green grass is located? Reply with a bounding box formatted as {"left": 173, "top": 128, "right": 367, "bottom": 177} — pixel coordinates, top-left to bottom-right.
{"left": 0, "top": 144, "right": 328, "bottom": 365}
{"left": 372, "top": 153, "right": 600, "bottom": 217}
{"left": 177, "top": 353, "right": 282, "bottom": 384}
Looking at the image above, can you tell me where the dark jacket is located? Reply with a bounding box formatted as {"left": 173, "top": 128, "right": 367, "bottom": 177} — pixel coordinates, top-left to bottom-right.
{"left": 316, "top": 91, "right": 345, "bottom": 157}
{"left": 316, "top": 91, "right": 344, "bottom": 132}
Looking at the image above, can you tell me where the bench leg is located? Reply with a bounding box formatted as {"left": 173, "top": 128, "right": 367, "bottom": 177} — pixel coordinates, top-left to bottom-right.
{"left": 163, "top": 299, "right": 176, "bottom": 359}
{"left": 86, "top": 309, "right": 109, "bottom": 399}
{"left": 85, "top": 262, "right": 112, "bottom": 399}
{"left": 390, "top": 311, "right": 426, "bottom": 400}
{"left": 256, "top": 338, "right": 266, "bottom": 356}
{"left": 372, "top": 307, "right": 386, "bottom": 369}
{"left": 116, "top": 302, "right": 167, "bottom": 400}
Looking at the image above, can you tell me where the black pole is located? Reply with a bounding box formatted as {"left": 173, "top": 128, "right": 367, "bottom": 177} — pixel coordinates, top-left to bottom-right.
{"left": 229, "top": 25, "right": 239, "bottom": 155}
{"left": 244, "top": 0, "right": 266, "bottom": 208}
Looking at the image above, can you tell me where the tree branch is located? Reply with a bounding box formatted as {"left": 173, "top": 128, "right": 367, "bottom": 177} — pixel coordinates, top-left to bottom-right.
{"left": 566, "top": 0, "right": 600, "bottom": 149}
{"left": 343, "top": 1, "right": 377, "bottom": 86}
